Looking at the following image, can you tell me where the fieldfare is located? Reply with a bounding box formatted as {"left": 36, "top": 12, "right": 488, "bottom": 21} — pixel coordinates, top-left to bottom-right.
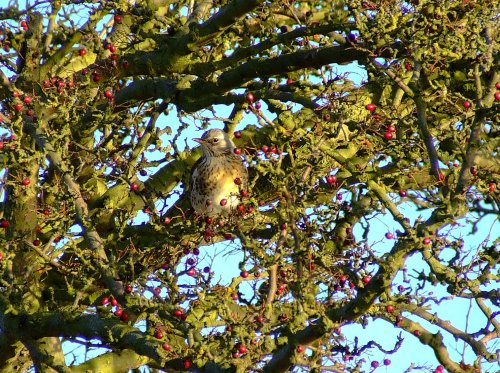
{"left": 189, "top": 129, "right": 248, "bottom": 216}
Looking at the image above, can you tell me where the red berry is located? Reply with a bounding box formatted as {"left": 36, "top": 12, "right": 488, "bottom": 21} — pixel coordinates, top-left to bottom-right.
{"left": 23, "top": 96, "right": 32, "bottom": 104}
{"left": 125, "top": 284, "right": 132, "bottom": 294}
{"left": 240, "top": 270, "right": 249, "bottom": 278}
{"left": 122, "top": 61, "right": 129, "bottom": 69}
{"left": 496, "top": 82, "right": 500, "bottom": 90}
{"left": 114, "top": 14, "right": 123, "bottom": 24}
{"left": 234, "top": 177, "right": 242, "bottom": 185}
{"left": 173, "top": 309, "right": 183, "bottom": 317}
{"left": 255, "top": 101, "right": 262, "bottom": 110}
{"left": 120, "top": 311, "right": 129, "bottom": 321}
{"left": 404, "top": 62, "right": 413, "bottom": 71}
{"left": 423, "top": 237, "right": 432, "bottom": 245}
{"left": 130, "top": 183, "right": 138, "bottom": 191}
{"left": 383, "top": 358, "right": 391, "bottom": 366}
{"left": 234, "top": 131, "right": 242, "bottom": 138}
{"left": 187, "top": 268, "right": 196, "bottom": 277}
{"left": 79, "top": 48, "right": 87, "bottom": 56}
{"left": 362, "top": 275, "right": 372, "bottom": 284}
{"left": 111, "top": 298, "right": 118, "bottom": 307}
{"left": 114, "top": 308, "right": 123, "bottom": 317}
{"left": 223, "top": 233, "right": 233, "bottom": 240}
{"left": 385, "top": 232, "right": 394, "bottom": 239}
{"left": 261, "top": 145, "right": 269, "bottom": 153}
{"left": 231, "top": 293, "right": 238, "bottom": 300}
{"left": 387, "top": 125, "right": 396, "bottom": 133}
{"left": 296, "top": 345, "right": 305, "bottom": 353}
{"left": 33, "top": 239, "right": 41, "bottom": 246}
{"left": 371, "top": 361, "right": 380, "bottom": 368}
{"left": 435, "top": 365, "right": 444, "bottom": 372}
{"left": 366, "top": 103, "right": 376, "bottom": 111}
{"left": 104, "top": 90, "right": 113, "bottom": 99}
{"left": 240, "top": 190, "right": 248, "bottom": 197}
{"left": 183, "top": 359, "right": 192, "bottom": 369}
{"left": 385, "top": 305, "right": 395, "bottom": 313}
{"left": 154, "top": 329, "right": 163, "bottom": 339}
{"left": 232, "top": 351, "right": 241, "bottom": 358}
{"left": 0, "top": 252, "right": 3, "bottom": 261}
{"left": 245, "top": 92, "right": 254, "bottom": 103}
{"left": 463, "top": 100, "right": 471, "bottom": 108}
{"left": 236, "top": 204, "right": 245, "bottom": 213}
{"left": 238, "top": 345, "right": 248, "bottom": 354}
{"left": 256, "top": 315, "right": 264, "bottom": 323}
{"left": 488, "top": 183, "right": 496, "bottom": 192}
{"left": 13, "top": 104, "right": 23, "bottom": 112}
{"left": 398, "top": 190, "right": 407, "bottom": 197}
{"left": 287, "top": 78, "right": 293, "bottom": 85}
{"left": 384, "top": 131, "right": 393, "bottom": 140}
{"left": 494, "top": 92, "right": 500, "bottom": 101}
{"left": 109, "top": 45, "right": 118, "bottom": 53}
{"left": 21, "top": 178, "right": 31, "bottom": 186}
{"left": 101, "top": 296, "right": 109, "bottom": 305}
{"left": 413, "top": 329, "right": 421, "bottom": 337}
{"left": 233, "top": 148, "right": 241, "bottom": 155}
{"left": 326, "top": 175, "right": 337, "bottom": 184}
{"left": 93, "top": 74, "right": 101, "bottom": 82}
{"left": 162, "top": 342, "right": 171, "bottom": 351}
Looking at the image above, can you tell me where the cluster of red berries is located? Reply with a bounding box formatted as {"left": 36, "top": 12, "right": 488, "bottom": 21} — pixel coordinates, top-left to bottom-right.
{"left": 11, "top": 91, "right": 35, "bottom": 116}
{"left": 365, "top": 104, "right": 397, "bottom": 140}
{"left": 101, "top": 296, "right": 129, "bottom": 321}
{"left": 245, "top": 92, "right": 262, "bottom": 109}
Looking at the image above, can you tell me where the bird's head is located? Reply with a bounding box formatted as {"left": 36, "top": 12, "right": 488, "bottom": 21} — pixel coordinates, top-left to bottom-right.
{"left": 193, "top": 129, "right": 235, "bottom": 157}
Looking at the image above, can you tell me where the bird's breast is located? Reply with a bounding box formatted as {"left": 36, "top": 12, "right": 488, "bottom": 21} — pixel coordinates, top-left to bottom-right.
{"left": 190, "top": 155, "right": 247, "bottom": 215}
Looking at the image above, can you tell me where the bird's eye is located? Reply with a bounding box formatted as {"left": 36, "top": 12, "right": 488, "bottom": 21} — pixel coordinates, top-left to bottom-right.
{"left": 212, "top": 138, "right": 219, "bottom": 143}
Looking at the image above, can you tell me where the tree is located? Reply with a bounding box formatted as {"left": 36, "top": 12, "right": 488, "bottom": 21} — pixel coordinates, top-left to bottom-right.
{"left": 0, "top": 0, "right": 498, "bottom": 372}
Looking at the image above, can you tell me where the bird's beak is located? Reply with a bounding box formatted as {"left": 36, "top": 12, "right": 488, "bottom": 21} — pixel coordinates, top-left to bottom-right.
{"left": 193, "top": 138, "right": 204, "bottom": 144}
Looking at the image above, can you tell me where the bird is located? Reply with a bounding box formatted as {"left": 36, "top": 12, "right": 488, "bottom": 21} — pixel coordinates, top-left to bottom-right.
{"left": 189, "top": 128, "right": 248, "bottom": 216}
